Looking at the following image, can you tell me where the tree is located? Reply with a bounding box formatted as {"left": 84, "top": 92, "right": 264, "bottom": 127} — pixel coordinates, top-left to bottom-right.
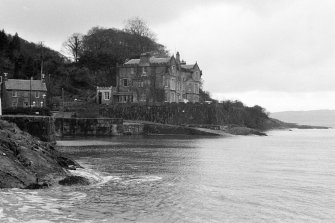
{"left": 124, "top": 17, "right": 155, "bottom": 39}
{"left": 0, "top": 29, "right": 8, "bottom": 52}
{"left": 62, "top": 33, "right": 83, "bottom": 63}
{"left": 8, "top": 33, "right": 21, "bottom": 61}
{"left": 124, "top": 17, "right": 161, "bottom": 54}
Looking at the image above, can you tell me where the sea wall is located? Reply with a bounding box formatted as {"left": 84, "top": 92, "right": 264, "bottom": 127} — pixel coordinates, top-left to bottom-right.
{"left": 54, "top": 117, "right": 123, "bottom": 137}
{"left": 99, "top": 102, "right": 269, "bottom": 129}
{"left": 1, "top": 115, "right": 55, "bottom": 142}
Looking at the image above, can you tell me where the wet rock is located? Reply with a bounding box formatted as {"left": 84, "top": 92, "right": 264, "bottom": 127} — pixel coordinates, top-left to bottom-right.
{"left": 0, "top": 119, "right": 82, "bottom": 189}
{"left": 58, "top": 176, "right": 90, "bottom": 186}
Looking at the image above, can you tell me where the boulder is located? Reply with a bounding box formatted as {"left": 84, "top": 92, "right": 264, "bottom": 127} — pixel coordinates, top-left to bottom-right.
{"left": 0, "top": 119, "right": 82, "bottom": 189}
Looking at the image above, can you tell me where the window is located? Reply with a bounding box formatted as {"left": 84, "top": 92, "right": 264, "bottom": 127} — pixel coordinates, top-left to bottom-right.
{"left": 171, "top": 65, "right": 176, "bottom": 75}
{"left": 104, "top": 92, "right": 110, "bottom": 100}
{"left": 170, "top": 78, "right": 176, "bottom": 90}
{"left": 140, "top": 93, "right": 146, "bottom": 102}
{"left": 163, "top": 77, "right": 169, "bottom": 87}
{"left": 35, "top": 91, "right": 39, "bottom": 98}
{"left": 23, "top": 98, "right": 29, "bottom": 107}
{"left": 188, "top": 83, "right": 193, "bottom": 92}
{"left": 12, "top": 91, "right": 18, "bottom": 97}
{"left": 195, "top": 83, "right": 199, "bottom": 94}
{"left": 123, "top": 79, "right": 129, "bottom": 87}
{"left": 171, "top": 92, "right": 175, "bottom": 102}
{"left": 142, "top": 67, "right": 147, "bottom": 75}
{"left": 130, "top": 68, "right": 135, "bottom": 74}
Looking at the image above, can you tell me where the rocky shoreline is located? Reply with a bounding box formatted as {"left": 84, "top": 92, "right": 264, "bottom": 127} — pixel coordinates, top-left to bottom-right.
{"left": 0, "top": 119, "right": 83, "bottom": 189}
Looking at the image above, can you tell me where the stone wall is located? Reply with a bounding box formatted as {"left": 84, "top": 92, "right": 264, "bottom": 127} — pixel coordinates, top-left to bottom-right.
{"left": 1, "top": 115, "right": 55, "bottom": 142}
{"left": 54, "top": 117, "right": 123, "bottom": 137}
{"left": 99, "top": 102, "right": 269, "bottom": 129}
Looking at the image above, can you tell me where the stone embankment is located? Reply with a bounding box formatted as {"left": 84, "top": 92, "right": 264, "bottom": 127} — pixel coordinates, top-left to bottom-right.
{"left": 1, "top": 115, "right": 55, "bottom": 142}
{"left": 126, "top": 121, "right": 266, "bottom": 136}
{"left": 0, "top": 119, "right": 82, "bottom": 189}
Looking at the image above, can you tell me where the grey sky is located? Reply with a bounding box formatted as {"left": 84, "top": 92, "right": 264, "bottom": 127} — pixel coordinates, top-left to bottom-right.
{"left": 1, "top": 0, "right": 335, "bottom": 112}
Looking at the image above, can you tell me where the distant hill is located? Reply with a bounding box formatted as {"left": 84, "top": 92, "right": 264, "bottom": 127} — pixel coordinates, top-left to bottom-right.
{"left": 270, "top": 110, "right": 335, "bottom": 128}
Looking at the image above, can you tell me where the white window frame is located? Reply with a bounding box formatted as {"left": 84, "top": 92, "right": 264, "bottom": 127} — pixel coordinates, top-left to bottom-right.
{"left": 104, "top": 92, "right": 110, "bottom": 100}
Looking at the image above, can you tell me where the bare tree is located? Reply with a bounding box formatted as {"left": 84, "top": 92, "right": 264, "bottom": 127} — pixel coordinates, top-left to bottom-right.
{"left": 62, "top": 33, "right": 83, "bottom": 63}
{"left": 124, "top": 17, "right": 156, "bottom": 40}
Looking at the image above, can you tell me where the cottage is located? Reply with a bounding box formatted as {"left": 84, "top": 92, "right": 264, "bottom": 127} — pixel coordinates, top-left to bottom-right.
{"left": 116, "top": 52, "right": 202, "bottom": 104}
{"left": 1, "top": 74, "right": 47, "bottom": 108}
{"left": 96, "top": 86, "right": 116, "bottom": 105}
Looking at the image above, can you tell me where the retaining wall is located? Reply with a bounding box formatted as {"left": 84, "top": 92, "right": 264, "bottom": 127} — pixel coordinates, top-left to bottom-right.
{"left": 54, "top": 117, "right": 123, "bottom": 137}
{"left": 1, "top": 115, "right": 56, "bottom": 142}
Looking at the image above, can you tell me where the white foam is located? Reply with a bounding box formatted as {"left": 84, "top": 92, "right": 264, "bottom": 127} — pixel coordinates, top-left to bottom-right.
{"left": 69, "top": 168, "right": 119, "bottom": 186}
{"left": 122, "top": 176, "right": 163, "bottom": 184}
{"left": 0, "top": 207, "right": 5, "bottom": 219}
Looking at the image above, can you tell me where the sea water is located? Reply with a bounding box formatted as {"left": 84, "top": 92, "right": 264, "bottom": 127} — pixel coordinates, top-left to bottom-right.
{"left": 0, "top": 129, "right": 334, "bottom": 222}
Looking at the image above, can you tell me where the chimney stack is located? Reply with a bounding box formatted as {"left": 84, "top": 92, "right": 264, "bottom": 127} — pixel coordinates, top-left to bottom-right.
{"left": 139, "top": 52, "right": 151, "bottom": 65}
{"left": 176, "top": 52, "right": 180, "bottom": 64}
{"left": 3, "top": 73, "right": 8, "bottom": 81}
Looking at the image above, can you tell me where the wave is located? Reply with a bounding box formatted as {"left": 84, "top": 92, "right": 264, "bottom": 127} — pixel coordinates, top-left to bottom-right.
{"left": 68, "top": 165, "right": 120, "bottom": 187}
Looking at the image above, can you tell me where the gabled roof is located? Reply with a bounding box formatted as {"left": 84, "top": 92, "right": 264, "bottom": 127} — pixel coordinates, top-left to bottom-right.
{"left": 124, "top": 57, "right": 171, "bottom": 65}
{"left": 5, "top": 79, "right": 47, "bottom": 91}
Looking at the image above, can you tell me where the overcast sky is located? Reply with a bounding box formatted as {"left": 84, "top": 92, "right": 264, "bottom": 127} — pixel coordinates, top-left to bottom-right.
{"left": 1, "top": 0, "right": 335, "bottom": 112}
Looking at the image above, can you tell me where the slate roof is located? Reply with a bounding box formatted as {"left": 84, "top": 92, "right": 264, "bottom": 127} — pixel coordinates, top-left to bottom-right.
{"left": 181, "top": 64, "right": 195, "bottom": 71}
{"left": 125, "top": 59, "right": 140, "bottom": 65}
{"left": 5, "top": 79, "right": 47, "bottom": 91}
{"left": 125, "top": 57, "right": 171, "bottom": 65}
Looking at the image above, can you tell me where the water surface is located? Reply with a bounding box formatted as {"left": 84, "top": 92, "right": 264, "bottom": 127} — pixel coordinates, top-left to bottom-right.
{"left": 0, "top": 129, "right": 334, "bottom": 222}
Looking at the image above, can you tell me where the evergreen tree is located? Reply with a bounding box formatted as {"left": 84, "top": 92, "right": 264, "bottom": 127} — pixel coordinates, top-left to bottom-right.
{"left": 0, "top": 29, "right": 8, "bottom": 52}
{"left": 23, "top": 56, "right": 34, "bottom": 78}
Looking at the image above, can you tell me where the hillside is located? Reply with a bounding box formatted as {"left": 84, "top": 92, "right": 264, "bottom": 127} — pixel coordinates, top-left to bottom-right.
{"left": 270, "top": 110, "right": 335, "bottom": 128}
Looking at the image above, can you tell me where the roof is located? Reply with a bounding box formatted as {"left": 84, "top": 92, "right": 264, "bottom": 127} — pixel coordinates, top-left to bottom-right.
{"left": 5, "top": 79, "right": 47, "bottom": 91}
{"left": 125, "top": 59, "right": 140, "bottom": 65}
{"left": 124, "top": 57, "right": 171, "bottom": 65}
{"left": 181, "top": 64, "right": 195, "bottom": 70}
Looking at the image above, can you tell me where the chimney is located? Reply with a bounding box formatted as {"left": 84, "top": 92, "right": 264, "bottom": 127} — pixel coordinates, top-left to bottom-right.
{"left": 3, "top": 73, "right": 8, "bottom": 81}
{"left": 176, "top": 52, "right": 180, "bottom": 64}
{"left": 139, "top": 52, "right": 151, "bottom": 65}
{"left": 41, "top": 73, "right": 45, "bottom": 83}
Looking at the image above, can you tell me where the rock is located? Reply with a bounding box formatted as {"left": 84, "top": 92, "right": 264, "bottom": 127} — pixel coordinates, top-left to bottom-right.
{"left": 227, "top": 126, "right": 267, "bottom": 136}
{"left": 0, "top": 119, "right": 83, "bottom": 189}
{"left": 58, "top": 176, "right": 90, "bottom": 186}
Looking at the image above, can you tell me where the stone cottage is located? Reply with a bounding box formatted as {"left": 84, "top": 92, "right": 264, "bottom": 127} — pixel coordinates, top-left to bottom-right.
{"left": 1, "top": 74, "right": 47, "bottom": 108}
{"left": 96, "top": 86, "right": 115, "bottom": 105}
